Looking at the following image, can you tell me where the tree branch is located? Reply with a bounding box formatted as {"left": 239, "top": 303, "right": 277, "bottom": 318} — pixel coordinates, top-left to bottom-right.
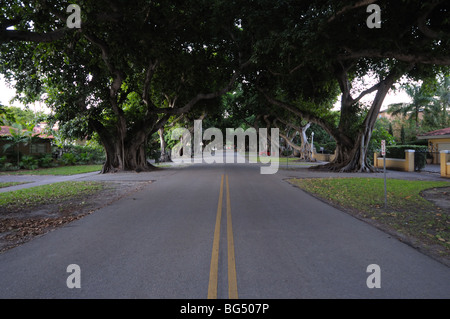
{"left": 279, "top": 131, "right": 302, "bottom": 152}
{"left": 327, "top": 0, "right": 378, "bottom": 23}
{"left": 333, "top": 61, "right": 355, "bottom": 106}
{"left": 0, "top": 29, "right": 69, "bottom": 43}
{"left": 338, "top": 48, "right": 450, "bottom": 66}
{"left": 142, "top": 59, "right": 159, "bottom": 109}
{"left": 257, "top": 86, "right": 344, "bottom": 144}
{"left": 275, "top": 116, "right": 309, "bottom": 135}
{"left": 353, "top": 82, "right": 382, "bottom": 104}
{"left": 268, "top": 62, "right": 305, "bottom": 76}
{"left": 160, "top": 73, "right": 238, "bottom": 115}
{"left": 83, "top": 32, "right": 126, "bottom": 123}
{"left": 0, "top": 18, "right": 22, "bottom": 30}
{"left": 417, "top": 0, "right": 445, "bottom": 39}
{"left": 157, "top": 57, "right": 249, "bottom": 116}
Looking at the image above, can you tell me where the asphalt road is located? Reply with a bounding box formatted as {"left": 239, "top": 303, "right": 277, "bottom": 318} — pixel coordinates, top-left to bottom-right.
{"left": 0, "top": 153, "right": 449, "bottom": 298}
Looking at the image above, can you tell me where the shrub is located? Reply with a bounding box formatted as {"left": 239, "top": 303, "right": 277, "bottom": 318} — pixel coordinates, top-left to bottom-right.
{"left": 414, "top": 151, "right": 427, "bottom": 171}
{"left": 317, "top": 141, "right": 336, "bottom": 154}
{"left": 61, "top": 153, "right": 77, "bottom": 166}
{"left": 20, "top": 155, "right": 39, "bottom": 170}
{"left": 37, "top": 154, "right": 54, "bottom": 168}
{"left": 0, "top": 156, "right": 7, "bottom": 170}
{"left": 385, "top": 145, "right": 427, "bottom": 159}
{"left": 281, "top": 149, "right": 293, "bottom": 157}
{"left": 58, "top": 144, "right": 105, "bottom": 165}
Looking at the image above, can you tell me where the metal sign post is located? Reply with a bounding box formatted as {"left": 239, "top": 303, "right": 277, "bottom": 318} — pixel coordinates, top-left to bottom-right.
{"left": 381, "top": 140, "right": 387, "bottom": 209}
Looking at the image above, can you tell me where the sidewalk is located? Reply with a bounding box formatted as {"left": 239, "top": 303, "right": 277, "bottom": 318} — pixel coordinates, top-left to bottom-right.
{"left": 0, "top": 171, "right": 101, "bottom": 193}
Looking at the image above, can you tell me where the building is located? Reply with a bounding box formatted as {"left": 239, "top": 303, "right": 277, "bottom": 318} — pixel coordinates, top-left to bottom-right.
{"left": 417, "top": 127, "right": 450, "bottom": 164}
{"left": 0, "top": 124, "right": 54, "bottom": 157}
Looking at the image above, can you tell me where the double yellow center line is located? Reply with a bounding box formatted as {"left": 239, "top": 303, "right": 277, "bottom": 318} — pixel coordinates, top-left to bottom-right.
{"left": 208, "top": 174, "right": 238, "bottom": 299}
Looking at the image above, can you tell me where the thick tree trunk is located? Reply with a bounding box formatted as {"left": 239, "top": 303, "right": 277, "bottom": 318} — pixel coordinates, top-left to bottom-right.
{"left": 314, "top": 65, "right": 403, "bottom": 172}
{"left": 280, "top": 123, "right": 314, "bottom": 161}
{"left": 298, "top": 123, "right": 314, "bottom": 161}
{"left": 264, "top": 64, "right": 409, "bottom": 173}
{"left": 94, "top": 120, "right": 155, "bottom": 174}
{"left": 313, "top": 63, "right": 404, "bottom": 172}
{"left": 158, "top": 127, "right": 172, "bottom": 163}
{"left": 322, "top": 128, "right": 375, "bottom": 172}
{"left": 101, "top": 140, "right": 153, "bottom": 173}
{"left": 319, "top": 108, "right": 382, "bottom": 172}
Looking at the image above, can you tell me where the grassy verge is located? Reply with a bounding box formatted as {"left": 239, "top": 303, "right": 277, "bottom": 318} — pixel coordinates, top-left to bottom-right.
{"left": 289, "top": 177, "right": 450, "bottom": 258}
{"left": 0, "top": 180, "right": 151, "bottom": 253}
{"left": 0, "top": 165, "right": 102, "bottom": 176}
{"left": 241, "top": 153, "right": 314, "bottom": 165}
{"left": 153, "top": 163, "right": 174, "bottom": 168}
{"left": 0, "top": 181, "right": 104, "bottom": 212}
{"left": 0, "top": 182, "right": 30, "bottom": 189}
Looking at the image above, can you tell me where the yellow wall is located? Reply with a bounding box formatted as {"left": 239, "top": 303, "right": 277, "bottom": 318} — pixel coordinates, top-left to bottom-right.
{"left": 374, "top": 151, "right": 415, "bottom": 172}
{"left": 440, "top": 151, "right": 450, "bottom": 178}
{"left": 313, "top": 151, "right": 336, "bottom": 162}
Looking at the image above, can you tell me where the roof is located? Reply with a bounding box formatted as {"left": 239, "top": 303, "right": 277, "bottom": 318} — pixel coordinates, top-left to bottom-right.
{"left": 417, "top": 127, "right": 450, "bottom": 139}
{"left": 0, "top": 125, "right": 54, "bottom": 139}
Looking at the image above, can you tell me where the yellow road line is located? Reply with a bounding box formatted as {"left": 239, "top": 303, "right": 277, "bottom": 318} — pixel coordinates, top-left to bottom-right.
{"left": 208, "top": 174, "right": 238, "bottom": 299}
{"left": 207, "top": 174, "right": 224, "bottom": 299}
{"left": 226, "top": 175, "right": 238, "bottom": 299}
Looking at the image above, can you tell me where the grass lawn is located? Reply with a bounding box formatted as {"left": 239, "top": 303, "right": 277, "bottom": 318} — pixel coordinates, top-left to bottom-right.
{"left": 0, "top": 182, "right": 30, "bottom": 189}
{"left": 0, "top": 181, "right": 104, "bottom": 212}
{"left": 0, "top": 165, "right": 103, "bottom": 176}
{"left": 289, "top": 177, "right": 450, "bottom": 257}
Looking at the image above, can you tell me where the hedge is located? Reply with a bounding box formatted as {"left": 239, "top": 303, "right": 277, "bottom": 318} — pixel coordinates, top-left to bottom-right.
{"left": 59, "top": 144, "right": 106, "bottom": 165}
{"left": 385, "top": 145, "right": 428, "bottom": 159}
{"left": 385, "top": 145, "right": 428, "bottom": 171}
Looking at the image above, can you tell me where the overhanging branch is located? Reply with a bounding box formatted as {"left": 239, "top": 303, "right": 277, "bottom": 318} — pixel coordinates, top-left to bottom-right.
{"left": 327, "top": 0, "right": 378, "bottom": 23}
{"left": 256, "top": 86, "right": 346, "bottom": 144}
{"left": 338, "top": 48, "right": 450, "bottom": 66}
{"left": 417, "top": 0, "right": 445, "bottom": 39}
{"left": 157, "top": 57, "right": 251, "bottom": 116}
{"left": 0, "top": 29, "right": 69, "bottom": 43}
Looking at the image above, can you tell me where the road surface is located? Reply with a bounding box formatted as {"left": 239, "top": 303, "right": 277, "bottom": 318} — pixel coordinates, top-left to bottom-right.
{"left": 0, "top": 153, "right": 449, "bottom": 298}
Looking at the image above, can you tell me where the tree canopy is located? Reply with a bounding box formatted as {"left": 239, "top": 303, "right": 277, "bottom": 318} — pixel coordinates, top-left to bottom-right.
{"left": 240, "top": 0, "right": 450, "bottom": 171}
{"left": 1, "top": 0, "right": 449, "bottom": 172}
{"left": 1, "top": 0, "right": 249, "bottom": 172}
